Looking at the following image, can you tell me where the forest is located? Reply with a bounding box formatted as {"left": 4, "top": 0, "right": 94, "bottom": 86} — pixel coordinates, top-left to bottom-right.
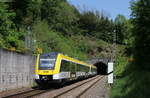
{"left": 0, "top": 0, "right": 131, "bottom": 57}
{"left": 0, "top": 0, "right": 150, "bottom": 97}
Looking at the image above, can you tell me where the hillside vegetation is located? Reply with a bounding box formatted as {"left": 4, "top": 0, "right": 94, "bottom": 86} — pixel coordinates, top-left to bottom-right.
{"left": 0, "top": 0, "right": 130, "bottom": 60}
{"left": 111, "top": 0, "right": 150, "bottom": 98}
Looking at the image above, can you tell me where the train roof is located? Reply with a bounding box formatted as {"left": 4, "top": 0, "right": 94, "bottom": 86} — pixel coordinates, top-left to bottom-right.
{"left": 58, "top": 53, "right": 97, "bottom": 69}
{"left": 40, "top": 52, "right": 97, "bottom": 69}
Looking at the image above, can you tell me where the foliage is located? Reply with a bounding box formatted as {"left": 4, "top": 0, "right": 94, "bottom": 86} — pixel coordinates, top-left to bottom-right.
{"left": 0, "top": 3, "right": 14, "bottom": 34}
{"left": 114, "top": 55, "right": 128, "bottom": 77}
{"left": 111, "top": 0, "right": 150, "bottom": 98}
{"left": 0, "top": 1, "right": 131, "bottom": 60}
{"left": 0, "top": 3, "right": 25, "bottom": 50}
{"left": 39, "top": 0, "right": 80, "bottom": 35}
{"left": 114, "top": 14, "right": 133, "bottom": 44}
{"left": 32, "top": 21, "right": 87, "bottom": 60}
{"left": 111, "top": 70, "right": 150, "bottom": 98}
{"left": 78, "top": 10, "right": 115, "bottom": 43}
{"left": 110, "top": 77, "right": 129, "bottom": 98}
{"left": 131, "top": 0, "right": 150, "bottom": 69}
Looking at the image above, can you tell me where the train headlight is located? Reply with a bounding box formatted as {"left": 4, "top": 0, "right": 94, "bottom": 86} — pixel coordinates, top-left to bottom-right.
{"left": 35, "top": 74, "right": 39, "bottom": 79}
{"left": 41, "top": 76, "right": 48, "bottom": 80}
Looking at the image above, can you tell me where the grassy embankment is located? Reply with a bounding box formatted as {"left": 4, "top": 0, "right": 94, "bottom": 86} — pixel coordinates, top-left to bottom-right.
{"left": 32, "top": 21, "right": 113, "bottom": 61}
{"left": 111, "top": 46, "right": 150, "bottom": 98}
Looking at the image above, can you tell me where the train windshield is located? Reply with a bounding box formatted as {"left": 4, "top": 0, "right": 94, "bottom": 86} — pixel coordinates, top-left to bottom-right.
{"left": 39, "top": 53, "right": 58, "bottom": 70}
{"left": 39, "top": 59, "right": 56, "bottom": 70}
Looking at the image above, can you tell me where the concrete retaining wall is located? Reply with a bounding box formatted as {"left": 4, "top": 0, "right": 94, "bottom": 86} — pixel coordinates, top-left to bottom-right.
{"left": 0, "top": 48, "right": 36, "bottom": 92}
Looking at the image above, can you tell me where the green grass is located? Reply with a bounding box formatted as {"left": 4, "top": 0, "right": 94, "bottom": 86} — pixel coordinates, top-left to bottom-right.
{"left": 110, "top": 77, "right": 129, "bottom": 98}
{"left": 114, "top": 56, "right": 128, "bottom": 77}
{"left": 111, "top": 69, "right": 150, "bottom": 98}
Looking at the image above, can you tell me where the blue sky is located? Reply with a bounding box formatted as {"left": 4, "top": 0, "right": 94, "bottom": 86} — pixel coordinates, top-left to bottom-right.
{"left": 68, "top": 0, "right": 131, "bottom": 20}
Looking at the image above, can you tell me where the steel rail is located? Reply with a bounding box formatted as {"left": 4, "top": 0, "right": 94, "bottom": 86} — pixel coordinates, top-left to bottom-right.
{"left": 53, "top": 75, "right": 104, "bottom": 98}
{"left": 77, "top": 76, "right": 105, "bottom": 98}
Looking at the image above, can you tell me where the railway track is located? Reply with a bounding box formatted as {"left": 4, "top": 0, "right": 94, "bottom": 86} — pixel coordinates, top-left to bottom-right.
{"left": 2, "top": 88, "right": 53, "bottom": 98}
{"left": 76, "top": 75, "right": 105, "bottom": 98}
{"left": 1, "top": 75, "right": 105, "bottom": 98}
{"left": 53, "top": 75, "right": 104, "bottom": 98}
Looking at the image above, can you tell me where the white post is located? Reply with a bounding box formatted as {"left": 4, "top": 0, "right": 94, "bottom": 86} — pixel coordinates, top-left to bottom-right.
{"left": 108, "top": 62, "right": 113, "bottom": 84}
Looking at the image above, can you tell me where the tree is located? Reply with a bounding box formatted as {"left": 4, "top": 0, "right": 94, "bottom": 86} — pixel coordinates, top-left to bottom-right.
{"left": 96, "top": 16, "right": 114, "bottom": 43}
{"left": 9, "top": 0, "right": 42, "bottom": 27}
{"left": 0, "top": 3, "right": 16, "bottom": 48}
{"left": 118, "top": 1, "right": 150, "bottom": 97}
{"left": 114, "top": 14, "right": 131, "bottom": 44}
{"left": 41, "top": 0, "right": 79, "bottom": 35}
{"left": 131, "top": 0, "right": 150, "bottom": 69}
{"left": 79, "top": 11, "right": 99, "bottom": 35}
{"left": 78, "top": 10, "right": 114, "bottom": 43}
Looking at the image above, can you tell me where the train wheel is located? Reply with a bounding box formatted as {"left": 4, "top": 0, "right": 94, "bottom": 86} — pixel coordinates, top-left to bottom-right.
{"left": 54, "top": 79, "right": 65, "bottom": 88}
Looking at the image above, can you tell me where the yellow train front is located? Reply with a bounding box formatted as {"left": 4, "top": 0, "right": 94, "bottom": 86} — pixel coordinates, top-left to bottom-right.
{"left": 35, "top": 52, "right": 97, "bottom": 87}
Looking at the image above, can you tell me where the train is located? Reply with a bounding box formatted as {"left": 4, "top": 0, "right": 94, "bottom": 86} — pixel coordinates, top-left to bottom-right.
{"left": 34, "top": 52, "right": 97, "bottom": 87}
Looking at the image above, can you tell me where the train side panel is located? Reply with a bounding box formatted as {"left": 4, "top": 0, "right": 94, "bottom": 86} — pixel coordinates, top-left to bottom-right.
{"left": 34, "top": 53, "right": 97, "bottom": 87}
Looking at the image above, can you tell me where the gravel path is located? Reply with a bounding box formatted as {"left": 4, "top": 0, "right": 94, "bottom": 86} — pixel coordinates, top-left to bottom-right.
{"left": 80, "top": 76, "right": 109, "bottom": 98}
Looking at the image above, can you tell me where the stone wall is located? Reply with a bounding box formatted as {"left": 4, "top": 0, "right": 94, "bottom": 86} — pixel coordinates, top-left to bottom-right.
{"left": 0, "top": 48, "right": 36, "bottom": 92}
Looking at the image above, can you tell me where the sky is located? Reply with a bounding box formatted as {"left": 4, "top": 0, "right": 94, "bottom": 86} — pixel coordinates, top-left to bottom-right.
{"left": 68, "top": 0, "right": 131, "bottom": 20}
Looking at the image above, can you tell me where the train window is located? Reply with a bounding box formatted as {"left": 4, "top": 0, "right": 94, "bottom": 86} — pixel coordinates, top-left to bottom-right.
{"left": 91, "top": 68, "right": 96, "bottom": 72}
{"left": 39, "top": 53, "right": 57, "bottom": 70}
{"left": 79, "top": 65, "right": 83, "bottom": 72}
{"left": 77, "top": 64, "right": 81, "bottom": 71}
{"left": 39, "top": 59, "right": 56, "bottom": 70}
{"left": 70, "top": 62, "right": 76, "bottom": 72}
{"left": 86, "top": 66, "right": 89, "bottom": 72}
{"left": 91, "top": 68, "right": 93, "bottom": 72}
{"left": 83, "top": 66, "right": 85, "bottom": 72}
{"left": 60, "top": 60, "right": 70, "bottom": 72}
{"left": 60, "top": 59, "right": 90, "bottom": 73}
{"left": 81, "top": 65, "right": 88, "bottom": 72}
{"left": 94, "top": 68, "right": 97, "bottom": 72}
{"left": 60, "top": 60, "right": 78, "bottom": 72}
